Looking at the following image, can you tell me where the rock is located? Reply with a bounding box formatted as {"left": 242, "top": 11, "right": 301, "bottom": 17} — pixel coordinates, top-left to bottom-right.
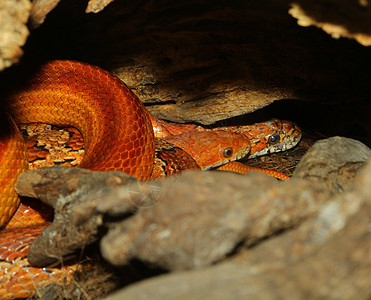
{"left": 12, "top": 136, "right": 371, "bottom": 298}
{"left": 86, "top": 0, "right": 115, "bottom": 13}
{"left": 17, "top": 167, "right": 330, "bottom": 269}
{"left": 18, "top": 137, "right": 370, "bottom": 271}
{"left": 293, "top": 136, "right": 371, "bottom": 194}
{"left": 289, "top": 1, "right": 371, "bottom": 46}
{"left": 29, "top": 0, "right": 61, "bottom": 28}
{"left": 0, "top": 0, "right": 31, "bottom": 70}
{"left": 100, "top": 171, "right": 330, "bottom": 270}
{"left": 15, "top": 167, "right": 140, "bottom": 267}
{"left": 3, "top": 1, "right": 370, "bottom": 126}
{"left": 103, "top": 151, "right": 371, "bottom": 300}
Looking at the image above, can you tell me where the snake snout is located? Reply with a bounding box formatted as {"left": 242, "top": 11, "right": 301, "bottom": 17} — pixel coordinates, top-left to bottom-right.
{"left": 272, "top": 121, "right": 302, "bottom": 154}
{"left": 282, "top": 121, "right": 302, "bottom": 145}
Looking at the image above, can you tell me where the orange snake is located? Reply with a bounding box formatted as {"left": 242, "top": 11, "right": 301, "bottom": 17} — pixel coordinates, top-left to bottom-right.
{"left": 0, "top": 60, "right": 301, "bottom": 298}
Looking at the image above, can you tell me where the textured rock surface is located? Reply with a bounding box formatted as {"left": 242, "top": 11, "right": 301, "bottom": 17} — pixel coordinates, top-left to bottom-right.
{"left": 86, "top": 0, "right": 115, "bottom": 13}
{"left": 104, "top": 138, "right": 371, "bottom": 300}
{"left": 105, "top": 198, "right": 371, "bottom": 300}
{"left": 2, "top": 0, "right": 370, "bottom": 126}
{"left": 15, "top": 167, "right": 139, "bottom": 267}
{"left": 100, "top": 173, "right": 330, "bottom": 270}
{"left": 293, "top": 136, "right": 371, "bottom": 193}
{"left": 290, "top": 1, "right": 371, "bottom": 46}
{"left": 17, "top": 166, "right": 329, "bottom": 269}
{"left": 29, "top": 0, "right": 61, "bottom": 28}
{"left": 0, "top": 0, "right": 31, "bottom": 70}
{"left": 13, "top": 137, "right": 370, "bottom": 300}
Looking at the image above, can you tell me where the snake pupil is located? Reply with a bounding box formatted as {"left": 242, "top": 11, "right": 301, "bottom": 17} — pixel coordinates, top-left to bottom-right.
{"left": 222, "top": 147, "right": 233, "bottom": 157}
{"left": 268, "top": 134, "right": 279, "bottom": 145}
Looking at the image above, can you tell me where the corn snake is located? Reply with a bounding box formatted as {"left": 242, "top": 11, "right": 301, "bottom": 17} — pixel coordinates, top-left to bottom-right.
{"left": 0, "top": 60, "right": 301, "bottom": 298}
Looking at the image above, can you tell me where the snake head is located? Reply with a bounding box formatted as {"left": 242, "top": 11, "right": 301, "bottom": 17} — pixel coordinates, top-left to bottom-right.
{"left": 242, "top": 119, "right": 302, "bottom": 158}
{"left": 164, "top": 130, "right": 251, "bottom": 170}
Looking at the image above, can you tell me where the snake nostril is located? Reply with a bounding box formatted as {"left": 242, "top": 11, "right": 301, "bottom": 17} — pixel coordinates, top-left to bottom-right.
{"left": 222, "top": 147, "right": 233, "bottom": 158}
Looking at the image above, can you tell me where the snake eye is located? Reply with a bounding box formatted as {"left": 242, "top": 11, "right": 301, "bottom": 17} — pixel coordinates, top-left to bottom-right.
{"left": 268, "top": 133, "right": 280, "bottom": 145}
{"left": 222, "top": 147, "right": 233, "bottom": 158}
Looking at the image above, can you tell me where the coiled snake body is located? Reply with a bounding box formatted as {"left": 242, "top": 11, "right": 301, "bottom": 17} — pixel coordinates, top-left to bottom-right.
{"left": 0, "top": 60, "right": 301, "bottom": 298}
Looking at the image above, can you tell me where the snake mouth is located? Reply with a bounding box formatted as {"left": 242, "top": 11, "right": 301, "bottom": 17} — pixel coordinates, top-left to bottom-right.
{"left": 201, "top": 150, "right": 248, "bottom": 170}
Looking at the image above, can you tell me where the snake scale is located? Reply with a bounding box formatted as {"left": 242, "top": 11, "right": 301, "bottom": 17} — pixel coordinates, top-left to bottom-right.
{"left": 0, "top": 60, "right": 301, "bottom": 298}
